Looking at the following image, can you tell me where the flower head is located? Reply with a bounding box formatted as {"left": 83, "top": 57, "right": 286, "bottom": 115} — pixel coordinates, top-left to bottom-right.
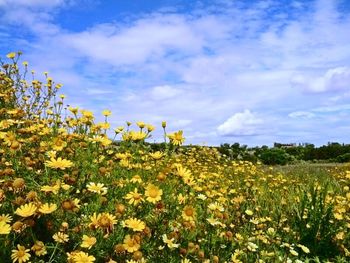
{"left": 123, "top": 235, "right": 140, "bottom": 253}
{"left": 38, "top": 203, "right": 57, "bottom": 214}
{"left": 53, "top": 232, "right": 69, "bottom": 243}
{"left": 102, "top": 110, "right": 112, "bottom": 117}
{"left": 123, "top": 218, "right": 146, "bottom": 232}
{"left": 182, "top": 205, "right": 196, "bottom": 221}
{"left": 145, "top": 184, "right": 163, "bottom": 203}
{"left": 73, "top": 251, "right": 96, "bottom": 263}
{"left": 162, "top": 234, "right": 180, "bottom": 249}
{"left": 45, "top": 157, "right": 73, "bottom": 170}
{"left": 11, "top": 244, "right": 31, "bottom": 263}
{"left": 0, "top": 221, "right": 11, "bottom": 235}
{"left": 7, "top": 52, "right": 16, "bottom": 59}
{"left": 81, "top": 235, "right": 97, "bottom": 249}
{"left": 167, "top": 130, "right": 185, "bottom": 146}
{"left": 86, "top": 182, "right": 108, "bottom": 195}
{"left": 15, "top": 203, "right": 37, "bottom": 217}
{"left": 31, "top": 241, "right": 47, "bottom": 256}
{"left": 125, "top": 188, "right": 144, "bottom": 206}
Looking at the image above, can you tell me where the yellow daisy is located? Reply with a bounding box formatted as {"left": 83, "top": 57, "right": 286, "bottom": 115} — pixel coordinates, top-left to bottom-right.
{"left": 144, "top": 184, "right": 163, "bottom": 204}
{"left": 15, "top": 203, "right": 37, "bottom": 217}
{"left": 53, "top": 232, "right": 69, "bottom": 243}
{"left": 167, "top": 130, "right": 185, "bottom": 145}
{"left": 0, "top": 214, "right": 12, "bottom": 223}
{"left": 0, "top": 221, "right": 11, "bottom": 234}
{"left": 81, "top": 235, "right": 97, "bottom": 249}
{"left": 86, "top": 182, "right": 107, "bottom": 195}
{"left": 73, "top": 251, "right": 96, "bottom": 263}
{"left": 182, "top": 205, "right": 196, "bottom": 221}
{"left": 123, "top": 235, "right": 140, "bottom": 253}
{"left": 31, "top": 241, "right": 47, "bottom": 256}
{"left": 11, "top": 244, "right": 31, "bottom": 263}
{"left": 125, "top": 188, "right": 144, "bottom": 205}
{"left": 123, "top": 218, "right": 146, "bottom": 232}
{"left": 45, "top": 157, "right": 73, "bottom": 170}
{"left": 38, "top": 203, "right": 57, "bottom": 214}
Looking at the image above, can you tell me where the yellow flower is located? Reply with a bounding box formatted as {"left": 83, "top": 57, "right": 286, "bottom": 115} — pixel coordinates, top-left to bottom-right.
{"left": 123, "top": 235, "right": 140, "bottom": 253}
{"left": 149, "top": 151, "right": 164, "bottom": 160}
{"left": 69, "top": 106, "right": 79, "bottom": 114}
{"left": 0, "top": 214, "right": 12, "bottom": 223}
{"left": 207, "top": 217, "right": 221, "bottom": 226}
{"left": 130, "top": 131, "right": 148, "bottom": 141}
{"left": 11, "top": 244, "right": 31, "bottom": 263}
{"left": 290, "top": 249, "right": 298, "bottom": 256}
{"left": 38, "top": 203, "right": 57, "bottom": 214}
{"left": 15, "top": 203, "right": 37, "bottom": 217}
{"left": 182, "top": 205, "right": 196, "bottom": 221}
{"left": 41, "top": 184, "right": 60, "bottom": 194}
{"left": 144, "top": 184, "right": 163, "bottom": 203}
{"left": 31, "top": 241, "right": 47, "bottom": 256}
{"left": 102, "top": 110, "right": 112, "bottom": 116}
{"left": 125, "top": 188, "right": 144, "bottom": 206}
{"left": 167, "top": 130, "right": 185, "bottom": 145}
{"left": 89, "top": 213, "right": 117, "bottom": 233}
{"left": 86, "top": 182, "right": 107, "bottom": 195}
{"left": 130, "top": 175, "right": 142, "bottom": 183}
{"left": 0, "top": 221, "right": 11, "bottom": 234}
{"left": 162, "top": 234, "right": 180, "bottom": 249}
{"left": 123, "top": 218, "right": 146, "bottom": 232}
{"left": 146, "top": 124, "right": 155, "bottom": 132}
{"left": 81, "top": 110, "right": 94, "bottom": 119}
{"left": 7, "top": 52, "right": 16, "bottom": 59}
{"left": 334, "top": 213, "right": 343, "bottom": 220}
{"left": 52, "top": 138, "right": 67, "bottom": 151}
{"left": 136, "top": 122, "right": 145, "bottom": 129}
{"left": 245, "top": 209, "right": 253, "bottom": 216}
{"left": 73, "top": 251, "right": 96, "bottom": 263}
{"left": 53, "top": 232, "right": 69, "bottom": 243}
{"left": 297, "top": 244, "right": 310, "bottom": 254}
{"left": 45, "top": 157, "right": 73, "bottom": 170}
{"left": 89, "top": 135, "right": 112, "bottom": 146}
{"left": 81, "top": 235, "right": 97, "bottom": 249}
{"left": 176, "top": 165, "right": 192, "bottom": 178}
{"left": 114, "top": 126, "right": 124, "bottom": 134}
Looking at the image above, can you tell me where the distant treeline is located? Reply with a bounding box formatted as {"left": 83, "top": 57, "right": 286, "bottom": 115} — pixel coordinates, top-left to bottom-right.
{"left": 114, "top": 141, "right": 350, "bottom": 165}
{"left": 216, "top": 142, "right": 350, "bottom": 165}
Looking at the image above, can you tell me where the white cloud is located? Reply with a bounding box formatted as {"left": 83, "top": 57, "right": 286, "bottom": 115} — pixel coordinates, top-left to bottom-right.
{"left": 291, "top": 67, "right": 350, "bottom": 93}
{"left": 288, "top": 111, "right": 315, "bottom": 119}
{"left": 60, "top": 15, "right": 204, "bottom": 66}
{"left": 217, "top": 110, "right": 263, "bottom": 136}
{"left": 149, "top": 85, "right": 181, "bottom": 100}
{"left": 1, "top": 0, "right": 64, "bottom": 7}
{"left": 171, "top": 119, "right": 192, "bottom": 128}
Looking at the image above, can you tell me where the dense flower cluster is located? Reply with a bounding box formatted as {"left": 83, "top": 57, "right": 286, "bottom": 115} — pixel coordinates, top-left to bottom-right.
{"left": 0, "top": 52, "right": 350, "bottom": 262}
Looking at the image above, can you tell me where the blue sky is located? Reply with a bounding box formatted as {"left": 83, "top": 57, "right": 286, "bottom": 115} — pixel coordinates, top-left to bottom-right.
{"left": 1, "top": 0, "right": 350, "bottom": 146}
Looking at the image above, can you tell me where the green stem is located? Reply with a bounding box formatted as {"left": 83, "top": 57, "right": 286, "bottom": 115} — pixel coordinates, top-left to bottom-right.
{"left": 48, "top": 243, "right": 58, "bottom": 263}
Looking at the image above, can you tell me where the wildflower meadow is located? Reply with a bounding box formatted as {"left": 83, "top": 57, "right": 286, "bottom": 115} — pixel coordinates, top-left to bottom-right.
{"left": 0, "top": 52, "right": 350, "bottom": 263}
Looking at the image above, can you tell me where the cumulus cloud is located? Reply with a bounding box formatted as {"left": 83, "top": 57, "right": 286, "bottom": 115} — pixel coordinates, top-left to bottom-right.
{"left": 291, "top": 67, "right": 350, "bottom": 93}
{"left": 217, "top": 110, "right": 263, "bottom": 136}
{"left": 60, "top": 15, "right": 203, "bottom": 66}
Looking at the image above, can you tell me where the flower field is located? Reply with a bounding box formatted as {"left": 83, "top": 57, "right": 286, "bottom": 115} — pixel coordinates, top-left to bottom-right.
{"left": 1, "top": 52, "right": 350, "bottom": 263}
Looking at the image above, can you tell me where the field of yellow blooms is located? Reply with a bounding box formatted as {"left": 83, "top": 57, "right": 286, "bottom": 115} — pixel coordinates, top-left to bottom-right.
{"left": 1, "top": 52, "right": 350, "bottom": 263}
